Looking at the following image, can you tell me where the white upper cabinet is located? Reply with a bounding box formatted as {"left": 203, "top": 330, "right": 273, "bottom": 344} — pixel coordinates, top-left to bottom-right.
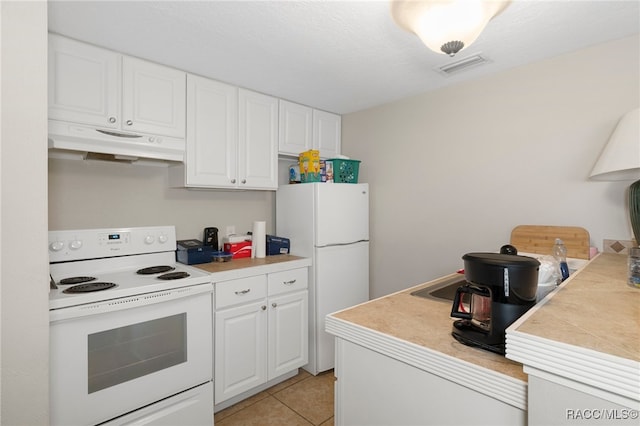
{"left": 48, "top": 34, "right": 120, "bottom": 128}
{"left": 313, "top": 109, "right": 342, "bottom": 159}
{"left": 278, "top": 100, "right": 313, "bottom": 156}
{"left": 48, "top": 34, "right": 186, "bottom": 138}
{"left": 238, "top": 89, "right": 279, "bottom": 190}
{"left": 170, "top": 77, "right": 278, "bottom": 190}
{"left": 122, "top": 56, "right": 186, "bottom": 138}
{"left": 181, "top": 74, "right": 238, "bottom": 188}
{"left": 278, "top": 100, "right": 342, "bottom": 159}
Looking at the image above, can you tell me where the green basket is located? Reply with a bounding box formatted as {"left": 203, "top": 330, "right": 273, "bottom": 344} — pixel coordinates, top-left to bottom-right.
{"left": 329, "top": 159, "right": 360, "bottom": 183}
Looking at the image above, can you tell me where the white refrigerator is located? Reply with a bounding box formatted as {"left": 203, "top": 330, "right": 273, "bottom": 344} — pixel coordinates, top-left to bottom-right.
{"left": 276, "top": 183, "right": 369, "bottom": 375}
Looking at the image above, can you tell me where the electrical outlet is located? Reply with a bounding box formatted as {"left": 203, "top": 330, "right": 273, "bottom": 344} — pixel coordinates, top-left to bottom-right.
{"left": 225, "top": 225, "right": 236, "bottom": 237}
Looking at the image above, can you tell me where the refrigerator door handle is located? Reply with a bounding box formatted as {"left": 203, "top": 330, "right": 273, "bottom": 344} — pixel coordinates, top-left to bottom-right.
{"left": 316, "top": 240, "right": 369, "bottom": 249}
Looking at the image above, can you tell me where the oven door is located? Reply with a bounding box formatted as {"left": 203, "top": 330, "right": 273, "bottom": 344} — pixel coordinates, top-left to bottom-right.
{"left": 50, "top": 284, "right": 213, "bottom": 426}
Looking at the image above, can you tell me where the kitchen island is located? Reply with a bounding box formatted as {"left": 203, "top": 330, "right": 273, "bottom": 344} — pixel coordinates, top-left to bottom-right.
{"left": 507, "top": 253, "right": 640, "bottom": 425}
{"left": 326, "top": 273, "right": 528, "bottom": 426}
{"left": 326, "top": 253, "right": 640, "bottom": 426}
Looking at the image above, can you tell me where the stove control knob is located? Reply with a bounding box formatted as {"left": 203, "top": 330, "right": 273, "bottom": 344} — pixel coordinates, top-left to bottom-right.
{"left": 70, "top": 239, "right": 83, "bottom": 250}
{"left": 49, "top": 241, "right": 64, "bottom": 252}
{"left": 158, "top": 234, "right": 168, "bottom": 244}
{"left": 144, "top": 235, "right": 155, "bottom": 244}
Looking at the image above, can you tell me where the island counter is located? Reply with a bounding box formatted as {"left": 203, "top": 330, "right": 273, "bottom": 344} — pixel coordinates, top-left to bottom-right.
{"left": 326, "top": 253, "right": 639, "bottom": 425}
{"left": 326, "top": 273, "right": 528, "bottom": 426}
{"left": 507, "top": 252, "right": 640, "bottom": 425}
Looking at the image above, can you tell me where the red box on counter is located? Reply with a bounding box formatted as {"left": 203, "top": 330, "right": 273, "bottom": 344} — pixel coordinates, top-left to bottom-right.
{"left": 223, "top": 241, "right": 252, "bottom": 259}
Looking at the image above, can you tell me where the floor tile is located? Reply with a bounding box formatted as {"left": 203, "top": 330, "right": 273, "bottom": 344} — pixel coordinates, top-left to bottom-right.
{"left": 214, "top": 390, "right": 270, "bottom": 422}
{"left": 215, "top": 396, "right": 312, "bottom": 426}
{"left": 273, "top": 370, "right": 335, "bottom": 425}
{"left": 266, "top": 369, "right": 312, "bottom": 394}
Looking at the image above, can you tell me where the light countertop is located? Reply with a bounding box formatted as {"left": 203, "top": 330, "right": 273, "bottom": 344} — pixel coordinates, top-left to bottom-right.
{"left": 193, "top": 254, "right": 311, "bottom": 281}
{"left": 506, "top": 253, "right": 640, "bottom": 406}
{"left": 326, "top": 273, "right": 528, "bottom": 410}
{"left": 326, "top": 253, "right": 639, "bottom": 411}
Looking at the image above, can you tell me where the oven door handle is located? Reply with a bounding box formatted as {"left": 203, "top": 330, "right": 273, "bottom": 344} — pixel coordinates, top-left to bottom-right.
{"left": 49, "top": 283, "right": 213, "bottom": 322}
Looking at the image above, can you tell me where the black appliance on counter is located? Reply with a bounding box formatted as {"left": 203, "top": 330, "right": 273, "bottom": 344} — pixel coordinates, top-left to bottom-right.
{"left": 450, "top": 252, "right": 540, "bottom": 354}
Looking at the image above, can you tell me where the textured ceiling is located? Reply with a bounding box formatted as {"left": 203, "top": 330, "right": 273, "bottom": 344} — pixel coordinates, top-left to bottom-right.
{"left": 48, "top": 0, "right": 640, "bottom": 115}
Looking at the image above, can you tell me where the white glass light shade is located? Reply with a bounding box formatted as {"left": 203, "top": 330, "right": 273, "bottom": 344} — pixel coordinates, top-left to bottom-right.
{"left": 590, "top": 108, "right": 640, "bottom": 181}
{"left": 391, "top": 0, "right": 511, "bottom": 55}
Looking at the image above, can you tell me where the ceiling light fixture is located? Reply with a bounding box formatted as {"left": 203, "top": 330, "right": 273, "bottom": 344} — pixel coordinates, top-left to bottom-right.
{"left": 590, "top": 108, "right": 640, "bottom": 246}
{"left": 391, "top": 0, "right": 511, "bottom": 56}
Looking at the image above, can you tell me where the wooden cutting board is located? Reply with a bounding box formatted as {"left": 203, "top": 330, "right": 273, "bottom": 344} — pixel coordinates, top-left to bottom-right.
{"left": 510, "top": 225, "right": 591, "bottom": 260}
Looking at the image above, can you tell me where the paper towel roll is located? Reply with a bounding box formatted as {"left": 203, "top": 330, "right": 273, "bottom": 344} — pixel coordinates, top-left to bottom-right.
{"left": 252, "top": 221, "right": 266, "bottom": 259}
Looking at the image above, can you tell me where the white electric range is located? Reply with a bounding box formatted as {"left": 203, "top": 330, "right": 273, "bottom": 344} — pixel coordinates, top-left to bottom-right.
{"left": 48, "top": 225, "right": 214, "bottom": 426}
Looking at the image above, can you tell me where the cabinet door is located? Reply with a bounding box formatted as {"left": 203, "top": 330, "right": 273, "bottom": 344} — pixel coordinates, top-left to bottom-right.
{"left": 238, "top": 89, "right": 278, "bottom": 190}
{"left": 312, "top": 110, "right": 341, "bottom": 159}
{"left": 279, "top": 100, "right": 312, "bottom": 156}
{"left": 48, "top": 34, "right": 120, "bottom": 128}
{"left": 214, "top": 301, "right": 267, "bottom": 404}
{"left": 185, "top": 74, "right": 238, "bottom": 187}
{"left": 122, "top": 56, "right": 186, "bottom": 138}
{"left": 268, "top": 290, "right": 308, "bottom": 380}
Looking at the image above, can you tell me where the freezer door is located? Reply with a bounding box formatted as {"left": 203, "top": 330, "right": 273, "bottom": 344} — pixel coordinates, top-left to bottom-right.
{"left": 315, "top": 241, "right": 369, "bottom": 373}
{"left": 315, "top": 183, "right": 369, "bottom": 247}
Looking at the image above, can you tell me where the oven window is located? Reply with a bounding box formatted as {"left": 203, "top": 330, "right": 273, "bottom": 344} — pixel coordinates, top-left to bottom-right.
{"left": 88, "top": 314, "right": 187, "bottom": 393}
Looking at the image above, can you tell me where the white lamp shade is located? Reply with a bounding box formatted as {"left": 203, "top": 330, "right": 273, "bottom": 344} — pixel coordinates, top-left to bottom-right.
{"left": 590, "top": 108, "right": 640, "bottom": 181}
{"left": 391, "top": 0, "right": 510, "bottom": 54}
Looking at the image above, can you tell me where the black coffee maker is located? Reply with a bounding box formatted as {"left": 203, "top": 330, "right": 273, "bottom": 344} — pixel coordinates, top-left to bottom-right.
{"left": 451, "top": 252, "right": 540, "bottom": 354}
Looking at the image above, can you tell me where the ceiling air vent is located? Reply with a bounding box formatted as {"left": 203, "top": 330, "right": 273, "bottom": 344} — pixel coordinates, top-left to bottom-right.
{"left": 435, "top": 53, "right": 491, "bottom": 76}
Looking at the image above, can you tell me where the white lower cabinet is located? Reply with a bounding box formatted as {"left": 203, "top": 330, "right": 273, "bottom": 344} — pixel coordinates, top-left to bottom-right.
{"left": 214, "top": 267, "right": 308, "bottom": 405}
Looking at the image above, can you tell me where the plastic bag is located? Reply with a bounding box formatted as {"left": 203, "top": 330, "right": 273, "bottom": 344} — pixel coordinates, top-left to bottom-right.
{"left": 537, "top": 255, "right": 561, "bottom": 286}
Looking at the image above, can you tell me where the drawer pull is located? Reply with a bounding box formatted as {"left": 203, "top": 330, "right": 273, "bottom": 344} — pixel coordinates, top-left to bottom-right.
{"left": 261, "top": 305, "right": 267, "bottom": 310}
{"left": 283, "top": 279, "right": 296, "bottom": 285}
{"left": 235, "top": 289, "right": 251, "bottom": 295}
{"left": 272, "top": 302, "right": 277, "bottom": 308}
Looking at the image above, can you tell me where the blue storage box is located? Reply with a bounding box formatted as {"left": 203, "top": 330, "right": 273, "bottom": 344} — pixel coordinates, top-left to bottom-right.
{"left": 176, "top": 239, "right": 213, "bottom": 265}
{"left": 266, "top": 235, "right": 290, "bottom": 255}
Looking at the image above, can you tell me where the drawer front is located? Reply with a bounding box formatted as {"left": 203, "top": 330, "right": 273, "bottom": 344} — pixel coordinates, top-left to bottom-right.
{"left": 268, "top": 268, "right": 308, "bottom": 296}
{"left": 216, "top": 275, "right": 267, "bottom": 309}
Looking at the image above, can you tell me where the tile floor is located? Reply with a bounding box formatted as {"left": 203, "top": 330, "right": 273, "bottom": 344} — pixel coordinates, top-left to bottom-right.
{"left": 214, "top": 369, "right": 335, "bottom": 426}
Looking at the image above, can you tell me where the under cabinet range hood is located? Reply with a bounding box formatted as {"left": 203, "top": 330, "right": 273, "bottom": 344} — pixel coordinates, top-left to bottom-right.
{"left": 48, "top": 120, "right": 185, "bottom": 163}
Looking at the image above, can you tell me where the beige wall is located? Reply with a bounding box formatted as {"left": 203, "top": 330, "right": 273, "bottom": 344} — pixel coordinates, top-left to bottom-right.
{"left": 49, "top": 159, "right": 277, "bottom": 242}
{"left": 343, "top": 35, "right": 640, "bottom": 298}
{"left": 1, "top": 1, "right": 49, "bottom": 423}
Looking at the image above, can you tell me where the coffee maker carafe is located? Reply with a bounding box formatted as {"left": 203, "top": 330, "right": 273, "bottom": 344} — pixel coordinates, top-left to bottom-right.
{"left": 451, "top": 252, "right": 540, "bottom": 354}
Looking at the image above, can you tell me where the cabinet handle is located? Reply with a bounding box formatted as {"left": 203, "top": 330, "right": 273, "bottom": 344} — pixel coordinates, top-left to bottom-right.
{"left": 126, "top": 120, "right": 133, "bottom": 126}
{"left": 261, "top": 305, "right": 267, "bottom": 311}
{"left": 108, "top": 116, "right": 117, "bottom": 124}
{"left": 231, "top": 179, "right": 236, "bottom": 184}
{"left": 283, "top": 280, "right": 296, "bottom": 285}
{"left": 241, "top": 179, "right": 246, "bottom": 184}
{"left": 272, "top": 302, "right": 277, "bottom": 308}
{"left": 234, "top": 289, "right": 251, "bottom": 295}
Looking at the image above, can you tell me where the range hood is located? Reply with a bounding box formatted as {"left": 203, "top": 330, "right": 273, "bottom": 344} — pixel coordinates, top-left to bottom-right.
{"left": 48, "top": 120, "right": 185, "bottom": 163}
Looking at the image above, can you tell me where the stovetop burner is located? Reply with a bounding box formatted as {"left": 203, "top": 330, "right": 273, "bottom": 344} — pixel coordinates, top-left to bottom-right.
{"left": 63, "top": 282, "right": 117, "bottom": 294}
{"left": 157, "top": 271, "right": 190, "bottom": 280}
{"left": 59, "top": 276, "right": 96, "bottom": 285}
{"left": 137, "top": 265, "right": 175, "bottom": 275}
